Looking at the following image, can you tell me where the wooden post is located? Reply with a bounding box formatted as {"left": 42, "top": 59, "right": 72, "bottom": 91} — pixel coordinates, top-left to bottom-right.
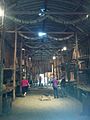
{"left": 0, "top": 4, "right": 4, "bottom": 114}
{"left": 0, "top": 31, "right": 3, "bottom": 114}
{"left": 13, "top": 27, "right": 17, "bottom": 100}
{"left": 20, "top": 41, "right": 22, "bottom": 93}
{"left": 47, "top": 61, "right": 48, "bottom": 83}
{"left": 53, "top": 61, "right": 54, "bottom": 77}
{"left": 20, "top": 42, "right": 22, "bottom": 81}
{"left": 75, "top": 33, "right": 79, "bottom": 83}
{"left": 56, "top": 57, "right": 58, "bottom": 78}
{"left": 44, "top": 61, "right": 45, "bottom": 85}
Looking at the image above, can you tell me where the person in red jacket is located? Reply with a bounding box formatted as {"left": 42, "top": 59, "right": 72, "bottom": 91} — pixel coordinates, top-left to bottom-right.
{"left": 21, "top": 78, "right": 29, "bottom": 96}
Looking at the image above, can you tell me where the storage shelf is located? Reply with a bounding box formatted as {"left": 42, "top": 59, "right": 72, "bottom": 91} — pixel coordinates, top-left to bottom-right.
{"left": 78, "top": 55, "right": 90, "bottom": 60}
{"left": 3, "top": 68, "right": 14, "bottom": 70}
{"left": 77, "top": 84, "right": 90, "bottom": 92}
{"left": 3, "top": 86, "right": 14, "bottom": 94}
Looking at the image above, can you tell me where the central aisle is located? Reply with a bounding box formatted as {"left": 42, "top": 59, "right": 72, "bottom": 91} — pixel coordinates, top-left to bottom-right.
{"left": 0, "top": 87, "right": 90, "bottom": 120}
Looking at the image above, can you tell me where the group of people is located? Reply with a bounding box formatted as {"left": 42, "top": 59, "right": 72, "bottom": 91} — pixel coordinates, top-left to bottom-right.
{"left": 52, "top": 74, "right": 67, "bottom": 98}
{"left": 20, "top": 73, "right": 67, "bottom": 98}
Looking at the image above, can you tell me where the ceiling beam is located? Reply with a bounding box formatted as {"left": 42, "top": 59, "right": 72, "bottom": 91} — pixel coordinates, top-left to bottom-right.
{"left": 7, "top": 11, "right": 89, "bottom": 15}
{"left": 4, "top": 30, "right": 74, "bottom": 34}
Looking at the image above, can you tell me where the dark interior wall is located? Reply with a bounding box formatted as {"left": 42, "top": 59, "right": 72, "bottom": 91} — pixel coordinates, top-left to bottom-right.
{"left": 79, "top": 36, "right": 90, "bottom": 56}
{"left": 5, "top": 39, "right": 14, "bottom": 67}
{"left": 78, "top": 36, "right": 90, "bottom": 84}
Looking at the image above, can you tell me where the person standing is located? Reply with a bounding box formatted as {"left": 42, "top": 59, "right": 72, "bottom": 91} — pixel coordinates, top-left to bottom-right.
{"left": 39, "top": 76, "right": 42, "bottom": 87}
{"left": 52, "top": 76, "right": 59, "bottom": 98}
{"left": 21, "top": 78, "right": 29, "bottom": 96}
{"left": 60, "top": 73, "right": 67, "bottom": 97}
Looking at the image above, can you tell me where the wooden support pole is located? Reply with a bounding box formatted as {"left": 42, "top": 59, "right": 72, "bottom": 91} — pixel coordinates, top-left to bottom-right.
{"left": 13, "top": 27, "right": 17, "bottom": 100}
{"left": 75, "top": 33, "right": 79, "bottom": 83}
{"left": 20, "top": 41, "right": 22, "bottom": 93}
{"left": 20, "top": 42, "right": 22, "bottom": 82}
{"left": 53, "top": 62, "right": 54, "bottom": 77}
{"left": 44, "top": 62, "right": 46, "bottom": 85}
{"left": 56, "top": 57, "right": 58, "bottom": 78}
{"left": 0, "top": 4, "right": 5, "bottom": 114}
{"left": 0, "top": 32, "right": 3, "bottom": 114}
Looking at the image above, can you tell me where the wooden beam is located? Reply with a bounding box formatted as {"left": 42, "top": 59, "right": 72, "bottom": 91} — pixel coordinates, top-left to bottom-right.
{"left": 0, "top": 13, "right": 5, "bottom": 114}
{"left": 13, "top": 27, "right": 17, "bottom": 100}
{"left": 7, "top": 11, "right": 88, "bottom": 15}
{"left": 20, "top": 41, "right": 22, "bottom": 89}
{"left": 4, "top": 30, "right": 74, "bottom": 34}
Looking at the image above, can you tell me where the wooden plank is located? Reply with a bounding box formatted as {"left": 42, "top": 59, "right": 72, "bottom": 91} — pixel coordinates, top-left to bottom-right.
{"left": 3, "top": 68, "right": 14, "bottom": 70}
{"left": 77, "top": 85, "right": 90, "bottom": 92}
{"left": 0, "top": 96, "right": 2, "bottom": 115}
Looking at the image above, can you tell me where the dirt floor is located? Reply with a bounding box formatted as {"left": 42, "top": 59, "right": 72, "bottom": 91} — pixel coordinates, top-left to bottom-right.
{"left": 0, "top": 87, "right": 90, "bottom": 120}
